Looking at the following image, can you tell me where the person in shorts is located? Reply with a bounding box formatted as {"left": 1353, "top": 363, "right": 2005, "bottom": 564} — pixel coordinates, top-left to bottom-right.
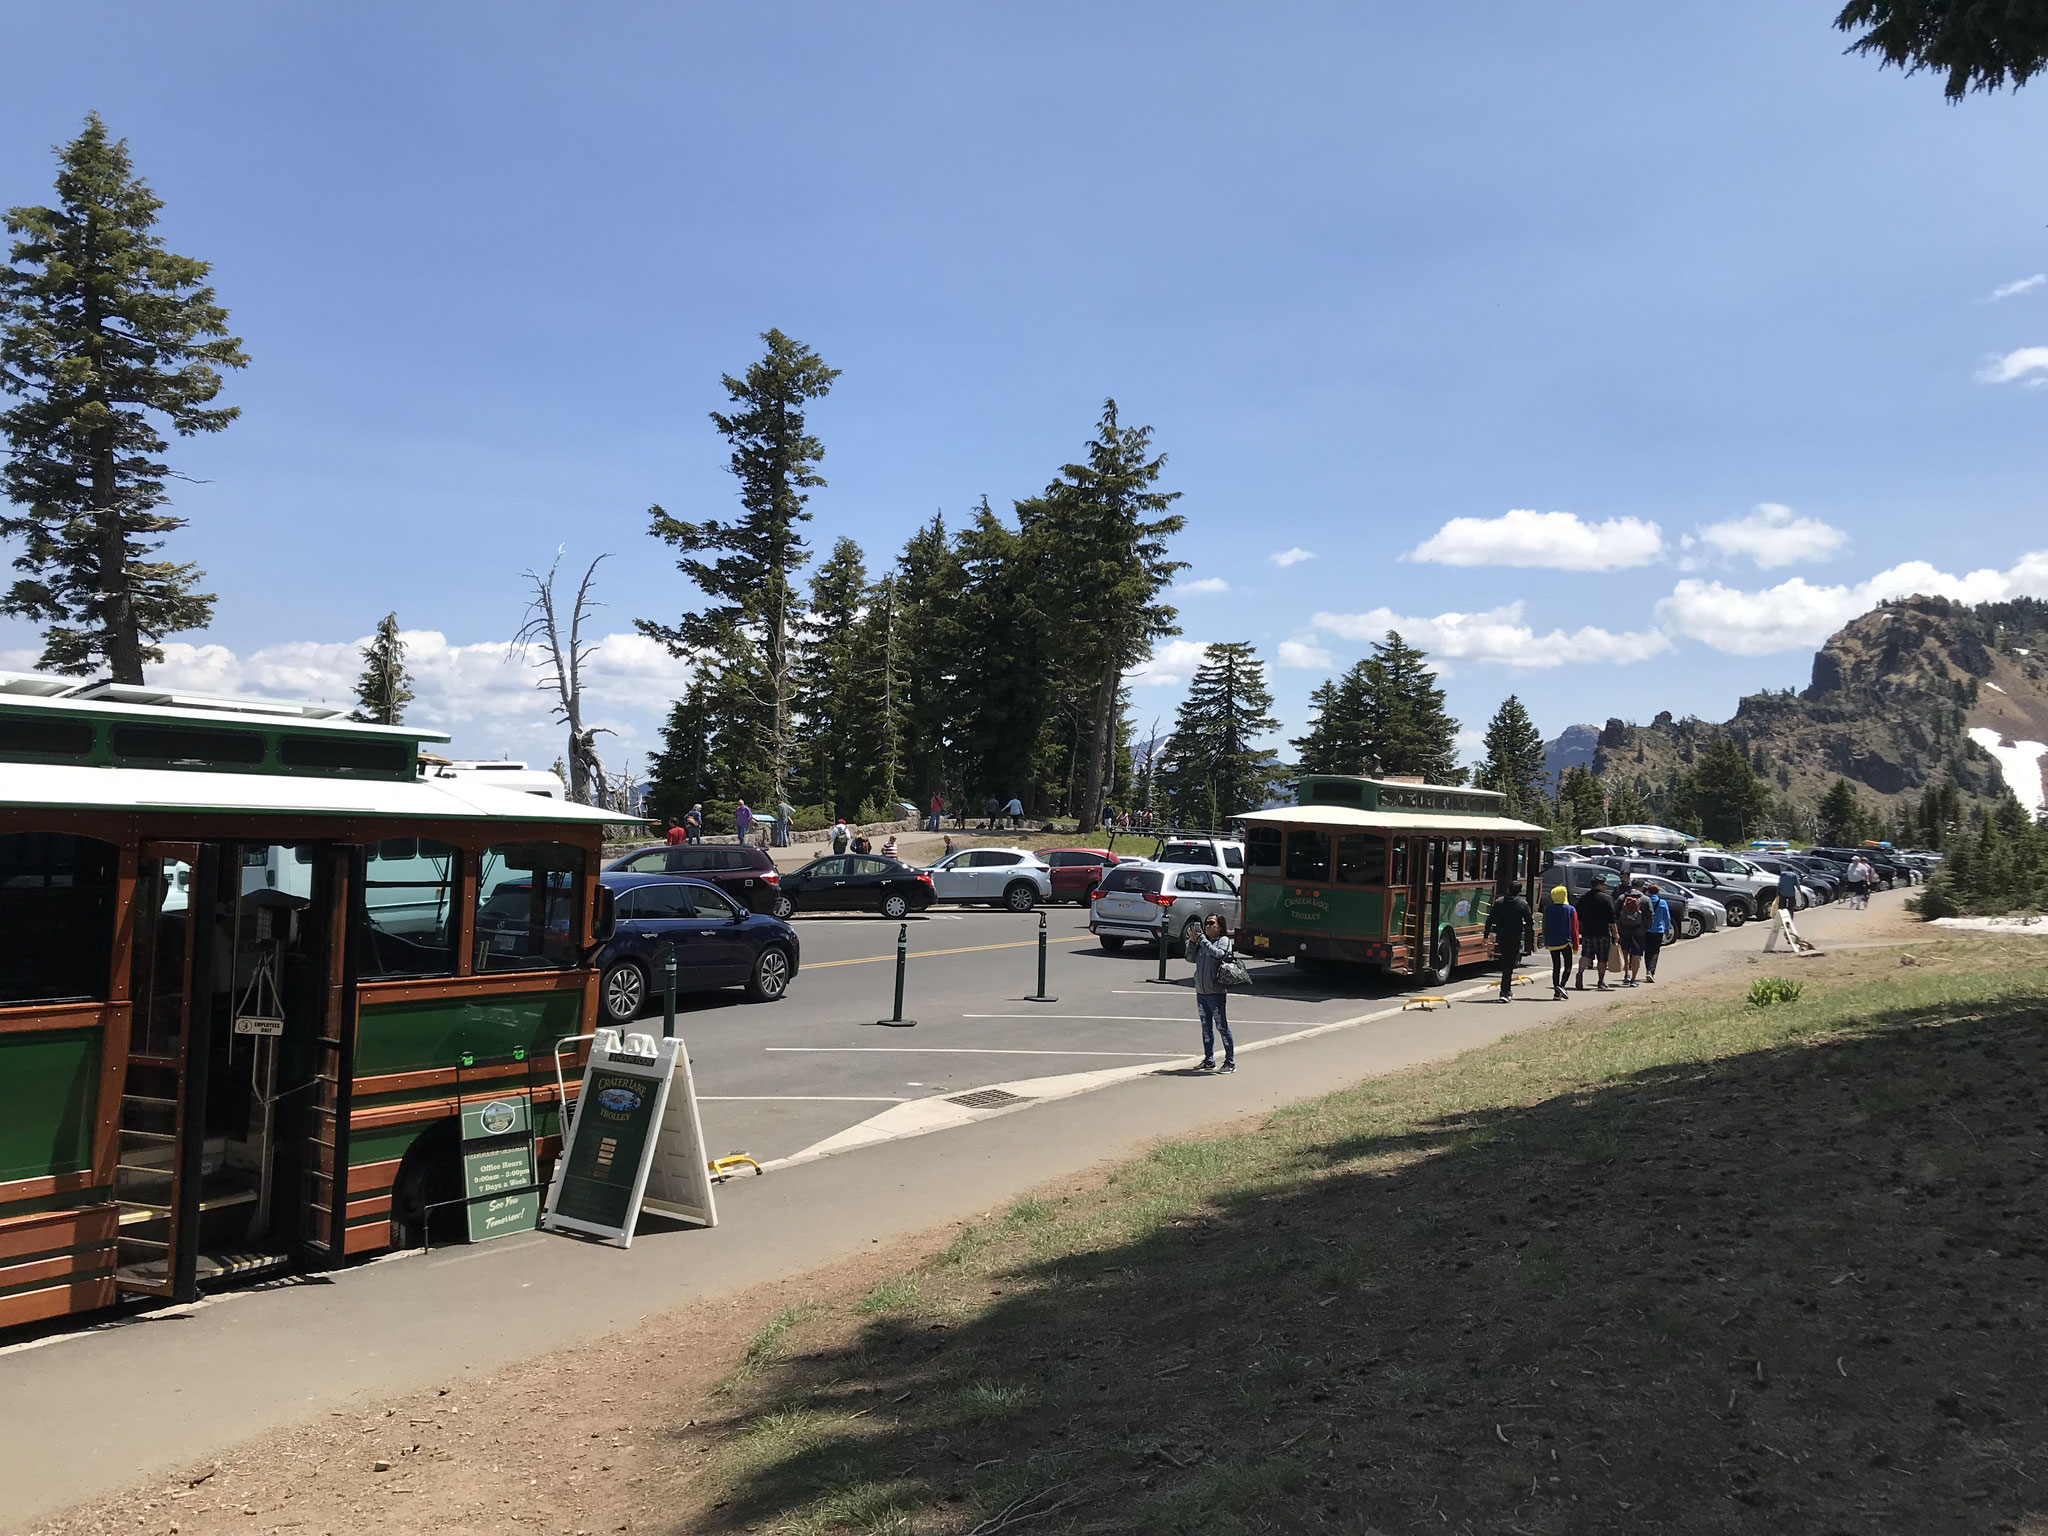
{"left": 1613, "top": 874, "right": 1648, "bottom": 986}
{"left": 1574, "top": 878, "right": 1616, "bottom": 991}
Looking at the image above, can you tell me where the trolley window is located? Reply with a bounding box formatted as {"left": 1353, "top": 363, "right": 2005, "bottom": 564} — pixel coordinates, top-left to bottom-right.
{"left": 1335, "top": 832, "right": 1385, "bottom": 885}
{"left": 1390, "top": 838, "right": 1409, "bottom": 886}
{"left": 1284, "top": 830, "right": 1331, "bottom": 883}
{"left": 0, "top": 833, "right": 117, "bottom": 1005}
{"left": 1246, "top": 827, "right": 1282, "bottom": 872}
{"left": 357, "top": 837, "right": 460, "bottom": 979}
{"left": 476, "top": 841, "right": 585, "bottom": 972}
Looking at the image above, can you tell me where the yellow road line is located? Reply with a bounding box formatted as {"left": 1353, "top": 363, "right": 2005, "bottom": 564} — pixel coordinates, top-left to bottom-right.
{"left": 804, "top": 934, "right": 1096, "bottom": 970}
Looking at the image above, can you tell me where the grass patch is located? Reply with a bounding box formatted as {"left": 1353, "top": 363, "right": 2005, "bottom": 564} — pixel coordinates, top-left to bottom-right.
{"left": 696, "top": 937, "right": 2048, "bottom": 1534}
{"left": 717, "top": 1301, "right": 826, "bottom": 1392}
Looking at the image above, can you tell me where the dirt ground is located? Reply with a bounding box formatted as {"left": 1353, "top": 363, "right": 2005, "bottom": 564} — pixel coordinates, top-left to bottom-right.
{"left": 34, "top": 899, "right": 2033, "bottom": 1536}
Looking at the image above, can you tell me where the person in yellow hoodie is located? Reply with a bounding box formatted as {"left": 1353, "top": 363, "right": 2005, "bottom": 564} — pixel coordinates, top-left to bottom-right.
{"left": 1541, "top": 884, "right": 1579, "bottom": 1000}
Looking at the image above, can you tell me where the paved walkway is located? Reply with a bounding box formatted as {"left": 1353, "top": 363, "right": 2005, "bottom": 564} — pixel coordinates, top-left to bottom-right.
{"left": 0, "top": 892, "right": 1897, "bottom": 1527}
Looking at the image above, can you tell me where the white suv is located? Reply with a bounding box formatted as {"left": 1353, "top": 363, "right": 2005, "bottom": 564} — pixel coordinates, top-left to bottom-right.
{"left": 1154, "top": 836, "right": 1246, "bottom": 878}
{"left": 1682, "top": 850, "right": 1781, "bottom": 919}
{"left": 921, "top": 847, "right": 1052, "bottom": 911}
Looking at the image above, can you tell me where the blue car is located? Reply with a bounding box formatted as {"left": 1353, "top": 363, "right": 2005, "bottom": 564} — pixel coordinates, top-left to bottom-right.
{"left": 595, "top": 872, "right": 801, "bottom": 1025}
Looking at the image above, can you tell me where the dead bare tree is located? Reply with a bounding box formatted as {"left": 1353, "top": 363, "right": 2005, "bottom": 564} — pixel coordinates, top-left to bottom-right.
{"left": 513, "top": 550, "right": 613, "bottom": 806}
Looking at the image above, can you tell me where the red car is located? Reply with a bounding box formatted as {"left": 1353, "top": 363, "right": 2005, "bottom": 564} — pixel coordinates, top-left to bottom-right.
{"left": 1040, "top": 847, "right": 1130, "bottom": 905}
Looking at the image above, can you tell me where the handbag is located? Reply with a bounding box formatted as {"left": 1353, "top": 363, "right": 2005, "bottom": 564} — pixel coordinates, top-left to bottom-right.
{"left": 1217, "top": 952, "right": 1253, "bottom": 990}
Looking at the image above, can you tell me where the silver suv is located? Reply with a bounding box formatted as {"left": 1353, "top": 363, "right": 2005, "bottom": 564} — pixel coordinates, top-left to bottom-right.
{"left": 921, "top": 847, "right": 1052, "bottom": 911}
{"left": 1091, "top": 863, "right": 1240, "bottom": 952}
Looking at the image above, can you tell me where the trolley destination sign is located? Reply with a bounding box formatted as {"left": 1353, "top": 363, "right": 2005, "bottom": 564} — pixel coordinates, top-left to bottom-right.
{"left": 1295, "top": 774, "right": 1507, "bottom": 818}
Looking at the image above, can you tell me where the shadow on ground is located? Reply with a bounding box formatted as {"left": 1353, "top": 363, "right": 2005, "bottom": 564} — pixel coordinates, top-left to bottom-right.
{"left": 685, "top": 988, "right": 2048, "bottom": 1535}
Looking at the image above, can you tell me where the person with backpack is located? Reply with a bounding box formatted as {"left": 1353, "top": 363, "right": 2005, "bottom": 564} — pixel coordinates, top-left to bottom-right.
{"left": 1482, "top": 880, "right": 1533, "bottom": 1002}
{"left": 1614, "top": 875, "right": 1647, "bottom": 987}
{"left": 1574, "top": 878, "right": 1616, "bottom": 991}
{"left": 830, "top": 818, "right": 850, "bottom": 856}
{"left": 1641, "top": 879, "right": 1672, "bottom": 983}
{"left": 1541, "top": 884, "right": 1579, "bottom": 999}
{"left": 1186, "top": 911, "right": 1239, "bottom": 1073}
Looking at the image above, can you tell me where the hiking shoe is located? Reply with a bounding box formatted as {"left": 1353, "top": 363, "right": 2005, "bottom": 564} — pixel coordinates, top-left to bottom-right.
{"left": 1220, "top": 1060, "right": 1236, "bottom": 1073}
{"left": 1196, "top": 1058, "right": 1216, "bottom": 1072}
{"left": 1553, "top": 987, "right": 1567, "bottom": 1000}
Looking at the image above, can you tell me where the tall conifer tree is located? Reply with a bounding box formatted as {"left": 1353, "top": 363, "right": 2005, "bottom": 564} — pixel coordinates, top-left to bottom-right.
{"left": 1474, "top": 694, "right": 1548, "bottom": 818}
{"left": 1290, "top": 661, "right": 1373, "bottom": 775}
{"left": 1, "top": 114, "right": 246, "bottom": 680}
{"left": 351, "top": 613, "right": 414, "bottom": 725}
{"left": 1362, "top": 632, "right": 1462, "bottom": 783}
{"left": 637, "top": 330, "right": 838, "bottom": 805}
{"left": 1160, "top": 642, "right": 1282, "bottom": 823}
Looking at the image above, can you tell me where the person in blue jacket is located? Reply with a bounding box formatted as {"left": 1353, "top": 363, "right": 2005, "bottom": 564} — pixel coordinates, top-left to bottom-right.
{"left": 1641, "top": 879, "right": 1673, "bottom": 983}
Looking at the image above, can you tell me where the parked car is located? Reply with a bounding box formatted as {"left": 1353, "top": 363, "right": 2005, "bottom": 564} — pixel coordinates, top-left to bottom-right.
{"left": 1681, "top": 849, "right": 1783, "bottom": 920}
{"left": 1039, "top": 847, "right": 1132, "bottom": 905}
{"left": 921, "top": 847, "right": 1052, "bottom": 911}
{"left": 1591, "top": 858, "right": 1701, "bottom": 939}
{"left": 1090, "top": 863, "right": 1240, "bottom": 951}
{"left": 779, "top": 854, "right": 936, "bottom": 918}
{"left": 1631, "top": 857, "right": 1758, "bottom": 925}
{"left": 592, "top": 873, "right": 801, "bottom": 1023}
{"left": 1154, "top": 836, "right": 1245, "bottom": 876}
{"left": 606, "top": 842, "right": 788, "bottom": 917}
{"left": 1682, "top": 890, "right": 1728, "bottom": 938}
{"left": 1747, "top": 855, "right": 1831, "bottom": 906}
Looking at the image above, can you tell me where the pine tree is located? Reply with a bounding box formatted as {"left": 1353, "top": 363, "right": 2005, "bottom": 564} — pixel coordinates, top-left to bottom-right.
{"left": 891, "top": 512, "right": 964, "bottom": 811}
{"left": 637, "top": 329, "right": 839, "bottom": 804}
{"left": 1818, "top": 778, "right": 1867, "bottom": 845}
{"left": 951, "top": 501, "right": 1055, "bottom": 810}
{"left": 1, "top": 114, "right": 247, "bottom": 680}
{"left": 1554, "top": 765, "right": 1606, "bottom": 839}
{"left": 1362, "top": 632, "right": 1461, "bottom": 783}
{"left": 1290, "top": 661, "right": 1373, "bottom": 775}
{"left": 350, "top": 613, "right": 414, "bottom": 725}
{"left": 1160, "top": 642, "right": 1282, "bottom": 824}
{"left": 794, "top": 537, "right": 883, "bottom": 814}
{"left": 1685, "top": 737, "right": 1769, "bottom": 845}
{"left": 1015, "top": 401, "right": 1185, "bottom": 831}
{"left": 1474, "top": 695, "right": 1548, "bottom": 819}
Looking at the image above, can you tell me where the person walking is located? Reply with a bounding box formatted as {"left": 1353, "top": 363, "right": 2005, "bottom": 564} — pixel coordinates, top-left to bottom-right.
{"left": 1846, "top": 855, "right": 1871, "bottom": 910}
{"left": 685, "top": 804, "right": 704, "bottom": 843}
{"left": 1187, "top": 912, "right": 1237, "bottom": 1073}
{"left": 942, "top": 832, "right": 957, "bottom": 859}
{"left": 1541, "top": 883, "right": 1579, "bottom": 999}
{"left": 665, "top": 819, "right": 687, "bottom": 846}
{"left": 1575, "top": 878, "right": 1616, "bottom": 991}
{"left": 1482, "top": 880, "right": 1532, "bottom": 1002}
{"left": 1613, "top": 875, "right": 1647, "bottom": 987}
{"left": 1772, "top": 864, "right": 1800, "bottom": 922}
{"left": 831, "top": 817, "right": 850, "bottom": 856}
{"left": 928, "top": 792, "right": 944, "bottom": 832}
{"left": 734, "top": 799, "right": 754, "bottom": 845}
{"left": 1006, "top": 795, "right": 1024, "bottom": 830}
{"left": 775, "top": 798, "right": 795, "bottom": 849}
{"left": 1641, "top": 880, "right": 1672, "bottom": 982}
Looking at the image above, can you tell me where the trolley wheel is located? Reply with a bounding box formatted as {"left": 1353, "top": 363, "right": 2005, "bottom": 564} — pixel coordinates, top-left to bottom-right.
{"left": 1427, "top": 930, "right": 1459, "bottom": 987}
{"left": 600, "top": 960, "right": 647, "bottom": 1025}
{"left": 879, "top": 893, "right": 910, "bottom": 920}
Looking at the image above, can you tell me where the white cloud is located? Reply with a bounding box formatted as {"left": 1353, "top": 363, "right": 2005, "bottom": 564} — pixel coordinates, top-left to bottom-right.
{"left": 1176, "top": 576, "right": 1229, "bottom": 595}
{"left": 1276, "top": 637, "right": 1334, "bottom": 669}
{"left": 1306, "top": 602, "right": 1671, "bottom": 668}
{"left": 1268, "top": 547, "right": 1317, "bottom": 567}
{"left": 1694, "top": 503, "right": 1848, "bottom": 570}
{"left": 0, "top": 628, "right": 696, "bottom": 771}
{"left": 1978, "top": 346, "right": 2048, "bottom": 385}
{"left": 1991, "top": 275, "right": 2046, "bottom": 301}
{"left": 1128, "top": 638, "right": 1211, "bottom": 687}
{"left": 1656, "top": 549, "right": 2048, "bottom": 655}
{"left": 1405, "top": 508, "right": 1664, "bottom": 571}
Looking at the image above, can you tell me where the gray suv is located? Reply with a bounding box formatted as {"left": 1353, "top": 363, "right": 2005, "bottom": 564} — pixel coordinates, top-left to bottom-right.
{"left": 1091, "top": 863, "right": 1240, "bottom": 951}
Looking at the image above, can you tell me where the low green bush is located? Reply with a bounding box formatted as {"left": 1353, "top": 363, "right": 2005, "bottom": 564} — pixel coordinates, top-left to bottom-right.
{"left": 1747, "top": 976, "right": 1803, "bottom": 1008}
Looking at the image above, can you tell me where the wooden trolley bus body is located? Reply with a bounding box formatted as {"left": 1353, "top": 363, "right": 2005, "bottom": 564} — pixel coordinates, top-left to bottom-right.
{"left": 1236, "top": 775, "right": 1546, "bottom": 978}
{"left": 0, "top": 677, "right": 626, "bottom": 1329}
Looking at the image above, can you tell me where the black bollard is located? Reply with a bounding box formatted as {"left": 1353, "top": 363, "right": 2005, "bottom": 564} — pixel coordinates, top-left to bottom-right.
{"left": 660, "top": 941, "right": 678, "bottom": 1038}
{"left": 1150, "top": 919, "right": 1172, "bottom": 984}
{"left": 873, "top": 922, "right": 916, "bottom": 1026}
{"left": 1025, "top": 909, "right": 1058, "bottom": 1003}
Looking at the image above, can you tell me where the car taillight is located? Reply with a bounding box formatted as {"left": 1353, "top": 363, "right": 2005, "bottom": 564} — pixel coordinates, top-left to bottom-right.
{"left": 761, "top": 871, "right": 780, "bottom": 884}
{"left": 1145, "top": 892, "right": 1176, "bottom": 907}
{"left": 915, "top": 872, "right": 934, "bottom": 886}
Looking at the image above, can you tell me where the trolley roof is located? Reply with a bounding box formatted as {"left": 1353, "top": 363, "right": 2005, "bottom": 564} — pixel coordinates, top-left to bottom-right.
{"left": 0, "top": 761, "right": 630, "bottom": 823}
{"left": 1238, "top": 804, "right": 1550, "bottom": 835}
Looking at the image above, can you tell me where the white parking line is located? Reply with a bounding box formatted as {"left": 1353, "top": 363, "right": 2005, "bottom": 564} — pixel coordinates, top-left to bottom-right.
{"left": 961, "top": 1013, "right": 1328, "bottom": 1024}
{"left": 764, "top": 1046, "right": 1183, "bottom": 1057}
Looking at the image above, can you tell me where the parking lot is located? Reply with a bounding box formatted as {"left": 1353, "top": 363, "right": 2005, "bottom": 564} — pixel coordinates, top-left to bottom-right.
{"left": 644, "top": 901, "right": 1385, "bottom": 1164}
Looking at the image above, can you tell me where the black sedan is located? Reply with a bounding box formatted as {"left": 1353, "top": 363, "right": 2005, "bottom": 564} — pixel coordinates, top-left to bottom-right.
{"left": 594, "top": 873, "right": 801, "bottom": 1024}
{"left": 778, "top": 854, "right": 936, "bottom": 918}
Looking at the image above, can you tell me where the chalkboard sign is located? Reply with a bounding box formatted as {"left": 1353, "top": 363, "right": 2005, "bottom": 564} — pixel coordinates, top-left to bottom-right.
{"left": 457, "top": 1089, "right": 538, "bottom": 1244}
{"left": 543, "top": 1033, "right": 681, "bottom": 1248}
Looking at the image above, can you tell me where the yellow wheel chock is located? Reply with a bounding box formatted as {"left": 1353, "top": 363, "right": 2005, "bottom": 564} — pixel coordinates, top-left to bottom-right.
{"left": 1403, "top": 995, "right": 1451, "bottom": 1011}
{"left": 1513, "top": 973, "right": 1536, "bottom": 987}
{"left": 708, "top": 1153, "right": 763, "bottom": 1182}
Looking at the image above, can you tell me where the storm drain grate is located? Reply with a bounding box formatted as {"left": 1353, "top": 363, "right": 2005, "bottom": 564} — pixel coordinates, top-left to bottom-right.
{"left": 947, "top": 1088, "right": 1031, "bottom": 1111}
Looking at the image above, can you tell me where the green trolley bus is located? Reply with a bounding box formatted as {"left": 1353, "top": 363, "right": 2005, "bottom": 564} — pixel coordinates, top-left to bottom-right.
{"left": 1236, "top": 774, "right": 1546, "bottom": 983}
{"left": 0, "top": 675, "right": 627, "bottom": 1329}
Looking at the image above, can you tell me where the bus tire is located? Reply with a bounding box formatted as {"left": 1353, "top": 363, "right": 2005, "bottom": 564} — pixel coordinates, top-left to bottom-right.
{"left": 389, "top": 1120, "right": 463, "bottom": 1250}
{"left": 1428, "top": 930, "right": 1458, "bottom": 987}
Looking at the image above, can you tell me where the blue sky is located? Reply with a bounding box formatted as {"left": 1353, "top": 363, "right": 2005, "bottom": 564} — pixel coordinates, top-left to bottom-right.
{"left": 4, "top": 2, "right": 2048, "bottom": 778}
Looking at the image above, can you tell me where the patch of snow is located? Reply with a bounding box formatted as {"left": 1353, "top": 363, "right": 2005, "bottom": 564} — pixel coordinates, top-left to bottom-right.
{"left": 1985, "top": 681, "right": 2007, "bottom": 693}
{"left": 2016, "top": 647, "right": 2032, "bottom": 655}
{"left": 1931, "top": 915, "right": 2048, "bottom": 932}
{"left": 1968, "top": 727, "right": 2048, "bottom": 816}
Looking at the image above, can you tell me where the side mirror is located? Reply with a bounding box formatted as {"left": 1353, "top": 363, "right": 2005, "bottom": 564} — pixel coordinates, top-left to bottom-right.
{"left": 590, "top": 883, "right": 617, "bottom": 944}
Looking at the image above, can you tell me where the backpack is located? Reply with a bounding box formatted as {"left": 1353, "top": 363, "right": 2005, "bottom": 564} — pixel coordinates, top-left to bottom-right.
{"left": 1618, "top": 891, "right": 1645, "bottom": 928}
